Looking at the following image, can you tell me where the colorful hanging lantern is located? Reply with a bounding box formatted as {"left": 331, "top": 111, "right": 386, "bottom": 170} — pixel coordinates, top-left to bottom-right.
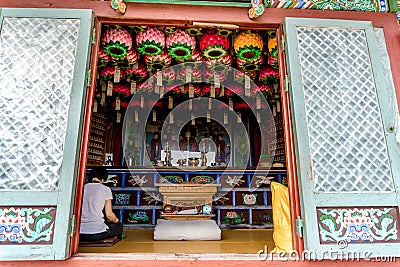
{"left": 259, "top": 65, "right": 279, "bottom": 85}
{"left": 203, "top": 69, "right": 226, "bottom": 83}
{"left": 234, "top": 31, "right": 264, "bottom": 62}
{"left": 183, "top": 84, "right": 202, "bottom": 97}
{"left": 137, "top": 81, "right": 154, "bottom": 94}
{"left": 176, "top": 49, "right": 204, "bottom": 69}
{"left": 201, "top": 84, "right": 222, "bottom": 97}
{"left": 234, "top": 69, "right": 258, "bottom": 83}
{"left": 124, "top": 63, "right": 148, "bottom": 82}
{"left": 112, "top": 83, "right": 131, "bottom": 99}
{"left": 236, "top": 54, "right": 264, "bottom": 72}
{"left": 234, "top": 100, "right": 251, "bottom": 111}
{"left": 225, "top": 83, "right": 244, "bottom": 97}
{"left": 136, "top": 27, "right": 166, "bottom": 56}
{"left": 179, "top": 67, "right": 202, "bottom": 82}
{"left": 98, "top": 48, "right": 112, "bottom": 69}
{"left": 200, "top": 30, "right": 230, "bottom": 59}
{"left": 268, "top": 55, "right": 278, "bottom": 70}
{"left": 100, "top": 65, "right": 124, "bottom": 81}
{"left": 113, "top": 48, "right": 139, "bottom": 69}
{"left": 252, "top": 82, "right": 271, "bottom": 97}
{"left": 144, "top": 50, "right": 172, "bottom": 71}
{"left": 161, "top": 68, "right": 176, "bottom": 84}
{"left": 205, "top": 52, "right": 232, "bottom": 72}
{"left": 102, "top": 27, "right": 133, "bottom": 59}
{"left": 166, "top": 30, "right": 196, "bottom": 61}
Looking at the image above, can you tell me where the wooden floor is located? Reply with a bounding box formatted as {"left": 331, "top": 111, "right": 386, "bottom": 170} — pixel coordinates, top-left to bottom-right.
{"left": 78, "top": 229, "right": 274, "bottom": 254}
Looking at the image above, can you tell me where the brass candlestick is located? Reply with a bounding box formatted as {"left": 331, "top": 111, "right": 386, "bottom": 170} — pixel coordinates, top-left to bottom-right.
{"left": 201, "top": 151, "right": 207, "bottom": 167}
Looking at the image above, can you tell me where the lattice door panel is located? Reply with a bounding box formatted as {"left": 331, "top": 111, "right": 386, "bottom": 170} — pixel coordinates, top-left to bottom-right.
{"left": 0, "top": 17, "right": 80, "bottom": 190}
{"left": 295, "top": 27, "right": 394, "bottom": 193}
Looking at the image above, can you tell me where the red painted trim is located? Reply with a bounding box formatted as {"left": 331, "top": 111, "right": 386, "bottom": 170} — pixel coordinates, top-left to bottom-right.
{"left": 277, "top": 26, "right": 303, "bottom": 253}
{"left": 70, "top": 17, "right": 102, "bottom": 256}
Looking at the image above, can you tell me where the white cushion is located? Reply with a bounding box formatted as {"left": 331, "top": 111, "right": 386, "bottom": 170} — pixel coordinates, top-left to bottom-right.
{"left": 154, "top": 219, "right": 221, "bottom": 240}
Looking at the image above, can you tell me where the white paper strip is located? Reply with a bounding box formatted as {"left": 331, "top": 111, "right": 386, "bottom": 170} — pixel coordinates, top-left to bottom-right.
{"left": 169, "top": 113, "right": 174, "bottom": 124}
{"left": 214, "top": 74, "right": 220, "bottom": 88}
{"left": 107, "top": 81, "right": 113, "bottom": 96}
{"left": 210, "top": 85, "right": 215, "bottom": 98}
{"left": 277, "top": 100, "right": 281, "bottom": 112}
{"left": 153, "top": 110, "right": 157, "bottom": 122}
{"left": 223, "top": 113, "right": 228, "bottom": 124}
{"left": 157, "top": 71, "right": 162, "bottom": 86}
{"left": 115, "top": 97, "right": 121, "bottom": 111}
{"left": 185, "top": 67, "right": 192, "bottom": 83}
{"left": 114, "top": 66, "right": 121, "bottom": 83}
{"left": 140, "top": 95, "right": 144, "bottom": 108}
{"left": 93, "top": 101, "right": 98, "bottom": 113}
{"left": 131, "top": 81, "right": 137, "bottom": 94}
{"left": 208, "top": 98, "right": 212, "bottom": 110}
{"left": 189, "top": 84, "right": 194, "bottom": 98}
{"left": 135, "top": 110, "right": 139, "bottom": 122}
{"left": 245, "top": 76, "right": 251, "bottom": 96}
{"left": 168, "top": 96, "right": 173, "bottom": 109}
{"left": 237, "top": 112, "right": 241, "bottom": 123}
{"left": 191, "top": 113, "right": 195, "bottom": 125}
{"left": 207, "top": 111, "right": 211, "bottom": 122}
{"left": 229, "top": 98, "right": 233, "bottom": 111}
{"left": 116, "top": 111, "right": 121, "bottom": 123}
{"left": 256, "top": 96, "right": 261, "bottom": 109}
{"left": 189, "top": 99, "right": 193, "bottom": 110}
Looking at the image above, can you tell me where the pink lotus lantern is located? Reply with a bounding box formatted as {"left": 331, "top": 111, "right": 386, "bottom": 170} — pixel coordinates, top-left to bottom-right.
{"left": 98, "top": 48, "right": 112, "bottom": 69}
{"left": 100, "top": 65, "right": 124, "bottom": 81}
{"left": 112, "top": 83, "right": 131, "bottom": 99}
{"left": 144, "top": 50, "right": 172, "bottom": 71}
{"left": 166, "top": 29, "right": 196, "bottom": 61}
{"left": 113, "top": 49, "right": 139, "bottom": 69}
{"left": 102, "top": 27, "right": 133, "bottom": 59}
{"left": 124, "top": 63, "right": 148, "bottom": 82}
{"left": 179, "top": 67, "right": 202, "bottom": 82}
{"left": 259, "top": 65, "right": 279, "bottom": 85}
{"left": 136, "top": 27, "right": 166, "bottom": 56}
{"left": 236, "top": 54, "right": 264, "bottom": 72}
{"left": 205, "top": 52, "right": 233, "bottom": 72}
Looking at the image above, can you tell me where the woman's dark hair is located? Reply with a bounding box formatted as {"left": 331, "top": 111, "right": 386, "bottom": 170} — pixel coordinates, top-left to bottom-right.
{"left": 88, "top": 166, "right": 108, "bottom": 182}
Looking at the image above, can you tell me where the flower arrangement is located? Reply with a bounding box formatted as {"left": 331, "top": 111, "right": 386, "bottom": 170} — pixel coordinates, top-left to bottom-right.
{"left": 234, "top": 31, "right": 264, "bottom": 62}
{"left": 259, "top": 65, "right": 279, "bottom": 85}
{"left": 144, "top": 50, "right": 172, "bottom": 72}
{"left": 100, "top": 65, "right": 124, "bottom": 81}
{"left": 124, "top": 63, "right": 148, "bottom": 82}
{"left": 102, "top": 27, "right": 133, "bottom": 59}
{"left": 112, "top": 83, "right": 131, "bottom": 99}
{"left": 200, "top": 30, "right": 230, "bottom": 59}
{"left": 166, "top": 29, "right": 196, "bottom": 61}
{"left": 136, "top": 27, "right": 166, "bottom": 56}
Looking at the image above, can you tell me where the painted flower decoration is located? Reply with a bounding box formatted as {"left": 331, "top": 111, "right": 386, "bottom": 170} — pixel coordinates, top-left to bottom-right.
{"left": 200, "top": 30, "right": 230, "bottom": 59}
{"left": 136, "top": 27, "right": 166, "bottom": 56}
{"left": 102, "top": 27, "right": 133, "bottom": 59}
{"left": 166, "top": 29, "right": 196, "bottom": 61}
{"left": 234, "top": 31, "right": 264, "bottom": 62}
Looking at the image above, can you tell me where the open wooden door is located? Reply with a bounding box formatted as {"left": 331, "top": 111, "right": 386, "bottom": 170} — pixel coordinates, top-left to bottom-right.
{"left": 0, "top": 8, "right": 93, "bottom": 260}
{"left": 284, "top": 17, "right": 400, "bottom": 259}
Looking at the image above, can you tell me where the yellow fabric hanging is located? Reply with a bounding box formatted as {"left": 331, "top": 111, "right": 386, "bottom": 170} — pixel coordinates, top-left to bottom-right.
{"left": 270, "top": 181, "right": 293, "bottom": 253}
